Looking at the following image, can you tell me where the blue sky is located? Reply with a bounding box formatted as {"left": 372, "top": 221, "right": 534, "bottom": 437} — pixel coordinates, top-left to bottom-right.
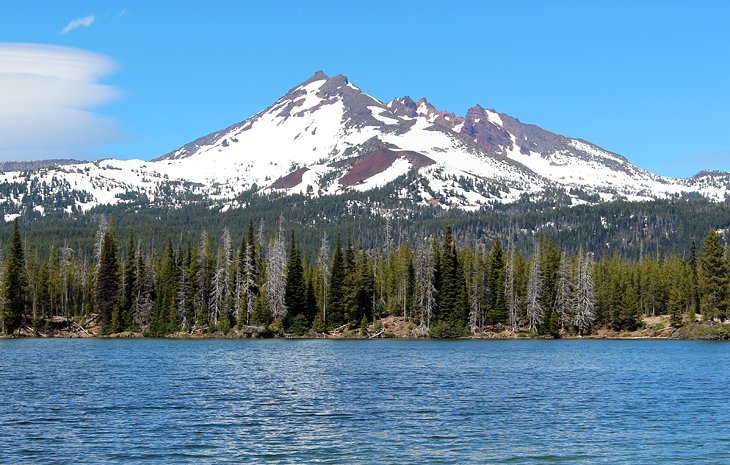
{"left": 1, "top": 0, "right": 728, "bottom": 177}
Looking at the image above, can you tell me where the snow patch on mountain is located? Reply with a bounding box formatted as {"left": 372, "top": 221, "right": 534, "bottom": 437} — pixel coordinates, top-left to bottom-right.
{"left": 0, "top": 70, "right": 727, "bottom": 220}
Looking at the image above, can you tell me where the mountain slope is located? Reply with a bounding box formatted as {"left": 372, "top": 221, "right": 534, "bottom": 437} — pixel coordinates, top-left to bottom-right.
{"left": 0, "top": 71, "right": 728, "bottom": 220}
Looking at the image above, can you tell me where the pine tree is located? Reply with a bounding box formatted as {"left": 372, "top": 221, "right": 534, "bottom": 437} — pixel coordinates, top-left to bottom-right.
{"left": 343, "top": 239, "right": 358, "bottom": 322}
{"left": 284, "top": 230, "right": 306, "bottom": 326}
{"left": 414, "top": 238, "right": 437, "bottom": 329}
{"left": 93, "top": 215, "right": 108, "bottom": 266}
{"left": 178, "top": 247, "right": 192, "bottom": 330}
{"left": 467, "top": 248, "right": 485, "bottom": 333}
{"left": 688, "top": 239, "right": 700, "bottom": 320}
{"left": 132, "top": 246, "right": 153, "bottom": 327}
{"left": 211, "top": 229, "right": 233, "bottom": 328}
{"left": 1, "top": 220, "right": 28, "bottom": 334}
{"left": 317, "top": 234, "right": 330, "bottom": 324}
{"left": 574, "top": 252, "right": 597, "bottom": 336}
{"left": 699, "top": 229, "right": 729, "bottom": 321}
{"left": 393, "top": 244, "right": 414, "bottom": 322}
{"left": 59, "top": 240, "right": 72, "bottom": 317}
{"left": 505, "top": 236, "right": 518, "bottom": 331}
{"left": 351, "top": 251, "right": 375, "bottom": 325}
{"left": 120, "top": 233, "right": 136, "bottom": 330}
{"left": 555, "top": 252, "right": 574, "bottom": 332}
{"left": 148, "top": 242, "right": 179, "bottom": 336}
{"left": 526, "top": 242, "right": 544, "bottom": 333}
{"left": 433, "top": 226, "right": 468, "bottom": 337}
{"left": 305, "top": 271, "right": 318, "bottom": 323}
{"left": 195, "top": 232, "right": 213, "bottom": 327}
{"left": 241, "top": 242, "right": 256, "bottom": 326}
{"left": 327, "top": 236, "right": 346, "bottom": 327}
{"left": 266, "top": 220, "right": 287, "bottom": 321}
{"left": 486, "top": 239, "right": 507, "bottom": 324}
{"left": 621, "top": 268, "right": 641, "bottom": 331}
{"left": 95, "top": 223, "right": 120, "bottom": 332}
{"left": 539, "top": 238, "right": 561, "bottom": 336}
{"left": 667, "top": 257, "right": 694, "bottom": 325}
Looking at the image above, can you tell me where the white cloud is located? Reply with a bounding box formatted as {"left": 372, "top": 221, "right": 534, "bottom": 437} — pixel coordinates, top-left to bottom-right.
{"left": 0, "top": 43, "right": 123, "bottom": 161}
{"left": 61, "top": 15, "right": 96, "bottom": 35}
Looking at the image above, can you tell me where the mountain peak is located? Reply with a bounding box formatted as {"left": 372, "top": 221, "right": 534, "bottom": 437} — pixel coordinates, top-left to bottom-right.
{"left": 388, "top": 96, "right": 418, "bottom": 117}
{"left": 113, "top": 71, "right": 729, "bottom": 214}
{"left": 305, "top": 70, "right": 330, "bottom": 84}
{"left": 285, "top": 70, "right": 330, "bottom": 95}
{"left": 319, "top": 73, "right": 350, "bottom": 96}
{"left": 467, "top": 103, "right": 485, "bottom": 114}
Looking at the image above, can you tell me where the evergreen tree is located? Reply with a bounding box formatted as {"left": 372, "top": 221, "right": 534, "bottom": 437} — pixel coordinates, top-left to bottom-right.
{"left": 467, "top": 247, "right": 486, "bottom": 332}
{"left": 343, "top": 238, "right": 358, "bottom": 322}
{"left": 699, "top": 229, "right": 729, "bottom": 321}
{"left": 414, "top": 238, "right": 437, "bottom": 329}
{"left": 327, "top": 236, "right": 347, "bottom": 327}
{"left": 688, "top": 239, "right": 700, "bottom": 318}
{"left": 526, "top": 242, "right": 544, "bottom": 333}
{"left": 1, "top": 220, "right": 28, "bottom": 334}
{"left": 486, "top": 239, "right": 507, "bottom": 324}
{"left": 239, "top": 241, "right": 257, "bottom": 326}
{"left": 505, "top": 237, "right": 518, "bottom": 331}
{"left": 132, "top": 247, "right": 154, "bottom": 327}
{"left": 211, "top": 229, "right": 233, "bottom": 328}
{"left": 539, "top": 238, "right": 561, "bottom": 336}
{"left": 392, "top": 244, "right": 414, "bottom": 322}
{"left": 59, "top": 240, "right": 72, "bottom": 317}
{"left": 350, "top": 251, "right": 375, "bottom": 324}
{"left": 195, "top": 232, "right": 213, "bottom": 327}
{"left": 316, "top": 234, "right": 330, "bottom": 324}
{"left": 432, "top": 226, "right": 468, "bottom": 337}
{"left": 266, "top": 220, "right": 287, "bottom": 321}
{"left": 574, "top": 252, "right": 597, "bottom": 336}
{"left": 96, "top": 224, "right": 120, "bottom": 332}
{"left": 120, "top": 233, "right": 136, "bottom": 330}
{"left": 555, "top": 252, "right": 574, "bottom": 332}
{"left": 621, "top": 268, "right": 641, "bottom": 331}
{"left": 284, "top": 231, "right": 306, "bottom": 325}
{"left": 673, "top": 258, "right": 695, "bottom": 325}
{"left": 148, "top": 242, "right": 179, "bottom": 336}
{"left": 305, "top": 271, "right": 318, "bottom": 323}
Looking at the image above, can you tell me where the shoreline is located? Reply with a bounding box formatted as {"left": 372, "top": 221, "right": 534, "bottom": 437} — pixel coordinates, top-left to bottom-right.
{"left": 3, "top": 315, "right": 728, "bottom": 341}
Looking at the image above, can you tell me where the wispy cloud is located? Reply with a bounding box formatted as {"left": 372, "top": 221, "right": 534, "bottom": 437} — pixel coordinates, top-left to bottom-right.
{"left": 0, "top": 43, "right": 123, "bottom": 161}
{"left": 61, "top": 15, "right": 96, "bottom": 35}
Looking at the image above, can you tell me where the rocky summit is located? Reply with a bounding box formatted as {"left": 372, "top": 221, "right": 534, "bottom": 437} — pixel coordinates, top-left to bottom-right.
{"left": 0, "top": 71, "right": 728, "bottom": 221}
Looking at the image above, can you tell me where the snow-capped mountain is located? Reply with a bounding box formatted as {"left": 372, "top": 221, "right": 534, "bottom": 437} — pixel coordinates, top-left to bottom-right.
{"left": 1, "top": 71, "right": 728, "bottom": 220}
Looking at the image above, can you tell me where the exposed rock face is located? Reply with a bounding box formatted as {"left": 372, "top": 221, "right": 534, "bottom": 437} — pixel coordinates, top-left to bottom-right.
{"left": 1, "top": 70, "right": 727, "bottom": 220}
{"left": 271, "top": 167, "right": 310, "bottom": 189}
{"left": 338, "top": 149, "right": 435, "bottom": 188}
{"left": 388, "top": 96, "right": 418, "bottom": 118}
{"left": 460, "top": 104, "right": 513, "bottom": 153}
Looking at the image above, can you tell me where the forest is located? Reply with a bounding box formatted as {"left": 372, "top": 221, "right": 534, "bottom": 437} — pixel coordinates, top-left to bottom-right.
{"left": 2, "top": 187, "right": 730, "bottom": 261}
{"left": 0, "top": 216, "right": 729, "bottom": 338}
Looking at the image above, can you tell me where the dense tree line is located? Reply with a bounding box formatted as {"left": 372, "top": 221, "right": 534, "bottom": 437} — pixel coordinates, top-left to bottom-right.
{"left": 1, "top": 190, "right": 728, "bottom": 262}
{"left": 1, "top": 218, "right": 729, "bottom": 337}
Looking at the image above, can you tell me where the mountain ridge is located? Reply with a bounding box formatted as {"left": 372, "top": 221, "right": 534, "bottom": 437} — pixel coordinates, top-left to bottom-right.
{"left": 0, "top": 70, "right": 727, "bottom": 220}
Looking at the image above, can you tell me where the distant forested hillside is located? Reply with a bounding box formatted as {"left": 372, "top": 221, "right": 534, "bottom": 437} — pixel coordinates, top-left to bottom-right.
{"left": 1, "top": 189, "right": 728, "bottom": 262}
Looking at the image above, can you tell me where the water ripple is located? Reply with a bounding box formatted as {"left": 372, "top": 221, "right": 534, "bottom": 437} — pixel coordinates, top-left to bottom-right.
{"left": 0, "top": 339, "right": 729, "bottom": 464}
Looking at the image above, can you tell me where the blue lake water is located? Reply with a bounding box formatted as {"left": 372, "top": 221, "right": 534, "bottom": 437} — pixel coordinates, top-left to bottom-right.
{"left": 0, "top": 339, "right": 729, "bottom": 464}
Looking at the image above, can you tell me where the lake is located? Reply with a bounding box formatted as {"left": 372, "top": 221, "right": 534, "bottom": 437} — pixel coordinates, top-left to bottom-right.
{"left": 0, "top": 339, "right": 728, "bottom": 464}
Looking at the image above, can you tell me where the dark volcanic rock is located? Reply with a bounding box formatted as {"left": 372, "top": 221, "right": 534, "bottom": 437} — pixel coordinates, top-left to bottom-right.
{"left": 461, "top": 105, "right": 513, "bottom": 153}
{"left": 338, "top": 148, "right": 435, "bottom": 188}
{"left": 271, "top": 166, "right": 310, "bottom": 189}
{"left": 388, "top": 96, "right": 418, "bottom": 118}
